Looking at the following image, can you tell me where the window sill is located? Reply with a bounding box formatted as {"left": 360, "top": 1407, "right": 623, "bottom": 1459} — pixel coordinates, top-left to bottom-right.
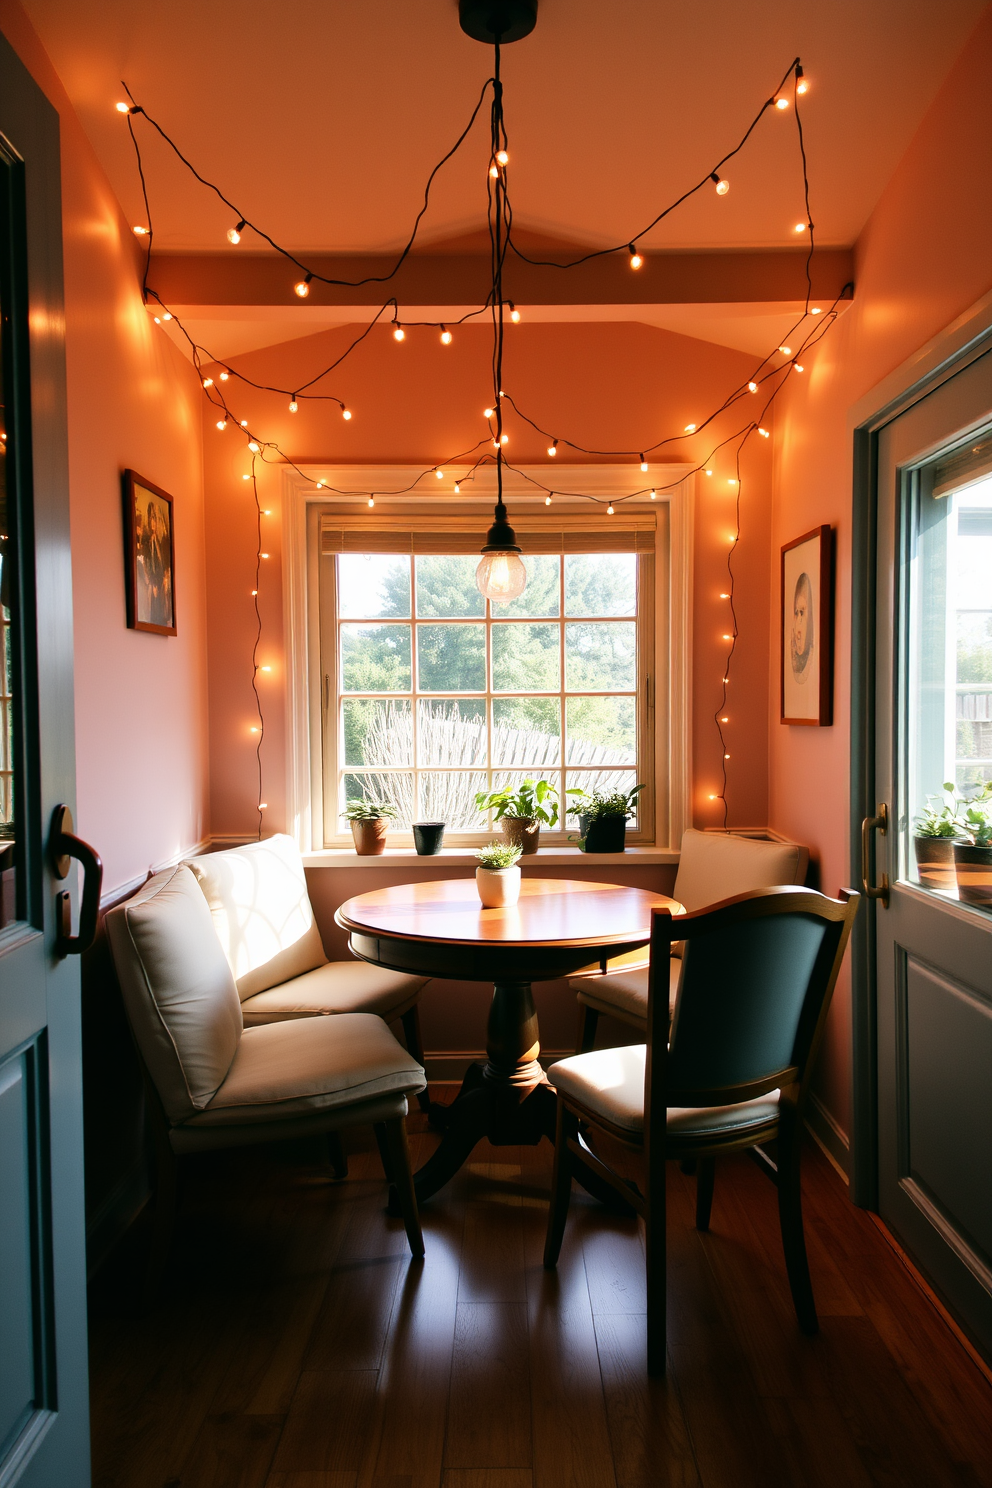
{"left": 303, "top": 845, "right": 679, "bottom": 868}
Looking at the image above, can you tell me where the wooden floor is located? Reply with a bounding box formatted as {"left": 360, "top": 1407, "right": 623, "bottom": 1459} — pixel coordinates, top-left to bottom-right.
{"left": 89, "top": 1087, "right": 992, "bottom": 1488}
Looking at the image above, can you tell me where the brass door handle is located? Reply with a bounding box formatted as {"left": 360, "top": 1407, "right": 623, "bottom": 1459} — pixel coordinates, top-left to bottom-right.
{"left": 861, "top": 803, "right": 889, "bottom": 907}
{"left": 50, "top": 804, "right": 103, "bottom": 955}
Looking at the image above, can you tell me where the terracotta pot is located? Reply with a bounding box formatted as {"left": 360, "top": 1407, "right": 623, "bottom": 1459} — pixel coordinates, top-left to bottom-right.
{"left": 501, "top": 816, "right": 540, "bottom": 855}
{"left": 913, "top": 836, "right": 956, "bottom": 891}
{"left": 351, "top": 817, "right": 389, "bottom": 856}
{"left": 476, "top": 865, "right": 521, "bottom": 908}
{"left": 578, "top": 813, "right": 627, "bottom": 853}
{"left": 952, "top": 841, "right": 992, "bottom": 908}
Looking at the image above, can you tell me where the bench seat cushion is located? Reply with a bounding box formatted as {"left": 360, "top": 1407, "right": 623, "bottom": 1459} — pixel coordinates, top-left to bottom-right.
{"left": 181, "top": 1012, "right": 426, "bottom": 1129}
{"left": 240, "top": 961, "right": 427, "bottom": 1025}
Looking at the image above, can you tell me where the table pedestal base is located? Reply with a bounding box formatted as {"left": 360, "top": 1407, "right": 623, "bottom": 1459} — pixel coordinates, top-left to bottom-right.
{"left": 396, "top": 979, "right": 636, "bottom": 1214}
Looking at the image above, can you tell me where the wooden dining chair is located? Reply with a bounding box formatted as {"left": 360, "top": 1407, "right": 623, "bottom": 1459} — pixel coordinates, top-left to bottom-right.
{"left": 543, "top": 885, "right": 859, "bottom": 1376}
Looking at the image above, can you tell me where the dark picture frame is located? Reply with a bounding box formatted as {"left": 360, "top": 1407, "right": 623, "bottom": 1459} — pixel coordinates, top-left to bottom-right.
{"left": 123, "top": 469, "right": 176, "bottom": 635}
{"left": 781, "top": 524, "right": 833, "bottom": 726}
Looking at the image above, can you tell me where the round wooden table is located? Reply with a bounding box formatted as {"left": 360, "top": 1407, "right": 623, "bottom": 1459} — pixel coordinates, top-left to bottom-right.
{"left": 335, "top": 876, "right": 682, "bottom": 1205}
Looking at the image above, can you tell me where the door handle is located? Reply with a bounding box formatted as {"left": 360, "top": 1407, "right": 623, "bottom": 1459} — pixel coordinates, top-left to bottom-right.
{"left": 861, "top": 802, "right": 889, "bottom": 908}
{"left": 49, "top": 804, "right": 103, "bottom": 956}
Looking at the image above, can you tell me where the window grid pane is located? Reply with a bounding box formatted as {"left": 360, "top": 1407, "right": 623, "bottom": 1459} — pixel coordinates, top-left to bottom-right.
{"left": 336, "top": 552, "right": 644, "bottom": 833}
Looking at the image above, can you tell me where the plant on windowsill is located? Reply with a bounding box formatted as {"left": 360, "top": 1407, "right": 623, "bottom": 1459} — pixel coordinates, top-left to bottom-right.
{"left": 344, "top": 797, "right": 398, "bottom": 857}
{"left": 566, "top": 783, "right": 646, "bottom": 853}
{"left": 474, "top": 840, "right": 523, "bottom": 908}
{"left": 952, "top": 786, "right": 992, "bottom": 909}
{"left": 912, "top": 783, "right": 961, "bottom": 890}
{"left": 474, "top": 778, "right": 560, "bottom": 856}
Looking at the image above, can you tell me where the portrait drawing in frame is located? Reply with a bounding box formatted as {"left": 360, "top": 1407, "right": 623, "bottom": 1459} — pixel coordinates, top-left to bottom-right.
{"left": 781, "top": 524, "right": 833, "bottom": 726}
{"left": 123, "top": 470, "right": 177, "bottom": 636}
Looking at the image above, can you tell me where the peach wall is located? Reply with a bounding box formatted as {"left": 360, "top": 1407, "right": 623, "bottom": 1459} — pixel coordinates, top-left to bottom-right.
{"left": 201, "top": 320, "right": 772, "bottom": 840}
{"left": 0, "top": 0, "right": 210, "bottom": 895}
{"left": 770, "top": 7, "right": 992, "bottom": 1143}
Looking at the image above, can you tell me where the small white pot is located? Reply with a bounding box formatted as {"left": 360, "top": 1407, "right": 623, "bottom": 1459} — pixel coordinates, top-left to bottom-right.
{"left": 476, "top": 865, "right": 521, "bottom": 908}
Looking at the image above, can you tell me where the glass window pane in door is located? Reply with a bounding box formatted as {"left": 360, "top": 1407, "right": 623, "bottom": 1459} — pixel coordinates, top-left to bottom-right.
{"left": 0, "top": 225, "right": 20, "bottom": 925}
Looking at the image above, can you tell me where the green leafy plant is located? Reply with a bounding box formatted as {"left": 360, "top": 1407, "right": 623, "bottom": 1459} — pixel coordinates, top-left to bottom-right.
{"left": 475, "top": 778, "right": 560, "bottom": 827}
{"left": 475, "top": 840, "right": 523, "bottom": 870}
{"left": 344, "top": 797, "right": 398, "bottom": 821}
{"left": 566, "top": 782, "right": 646, "bottom": 822}
{"left": 958, "top": 800, "right": 992, "bottom": 848}
{"left": 913, "top": 783, "right": 961, "bottom": 839}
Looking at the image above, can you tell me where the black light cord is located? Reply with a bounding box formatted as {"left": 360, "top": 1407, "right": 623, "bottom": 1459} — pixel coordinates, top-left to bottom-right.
{"left": 249, "top": 452, "right": 265, "bottom": 839}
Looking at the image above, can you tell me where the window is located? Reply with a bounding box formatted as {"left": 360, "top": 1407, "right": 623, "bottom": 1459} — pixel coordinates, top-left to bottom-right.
{"left": 316, "top": 513, "right": 658, "bottom": 845}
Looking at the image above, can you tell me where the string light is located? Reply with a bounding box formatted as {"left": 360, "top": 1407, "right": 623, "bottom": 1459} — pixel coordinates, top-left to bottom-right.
{"left": 628, "top": 244, "right": 643, "bottom": 270}
{"left": 794, "top": 222, "right": 806, "bottom": 233}
{"left": 496, "top": 149, "right": 508, "bottom": 166}
{"left": 710, "top": 173, "right": 730, "bottom": 196}
{"left": 607, "top": 504, "right": 615, "bottom": 515}
{"left": 248, "top": 441, "right": 260, "bottom": 452}
{"left": 684, "top": 423, "right": 697, "bottom": 433}
{"left": 779, "top": 345, "right": 792, "bottom": 355}
{"left": 454, "top": 482, "right": 461, "bottom": 494}
{"left": 132, "top": 225, "right": 149, "bottom": 236}
{"left": 500, "top": 433, "right": 508, "bottom": 445}
{"left": 640, "top": 455, "right": 648, "bottom": 472}
{"left": 650, "top": 490, "right": 657, "bottom": 499}
{"left": 435, "top": 468, "right": 444, "bottom": 479}
{"left": 545, "top": 495, "right": 552, "bottom": 505}
{"left": 216, "top": 418, "right": 227, "bottom": 430}
{"left": 509, "top": 302, "right": 521, "bottom": 323}
{"left": 393, "top": 323, "right": 406, "bottom": 341}
{"left": 288, "top": 397, "right": 298, "bottom": 412}
{"left": 794, "top": 363, "right": 804, "bottom": 373}
{"left": 440, "top": 326, "right": 453, "bottom": 344}
{"left": 484, "top": 406, "right": 495, "bottom": 419}
{"left": 227, "top": 219, "right": 246, "bottom": 244}
{"left": 342, "top": 407, "right": 352, "bottom": 420}
{"left": 202, "top": 377, "right": 213, "bottom": 388}
{"left": 758, "top": 427, "right": 770, "bottom": 437}
{"left": 161, "top": 311, "right": 172, "bottom": 321}
{"left": 240, "top": 419, "right": 248, "bottom": 427}
{"left": 775, "top": 96, "right": 790, "bottom": 110}
{"left": 489, "top": 163, "right": 499, "bottom": 178}
{"left": 548, "top": 440, "right": 558, "bottom": 457}
{"left": 748, "top": 382, "right": 758, "bottom": 393}
{"left": 796, "top": 66, "right": 809, "bottom": 95}
{"left": 811, "top": 307, "right": 821, "bottom": 315}
{"left": 294, "top": 273, "right": 312, "bottom": 297}
{"left": 368, "top": 496, "right": 375, "bottom": 508}
{"left": 705, "top": 469, "right": 713, "bottom": 476}
{"left": 219, "top": 370, "right": 229, "bottom": 381}
{"left": 115, "top": 101, "right": 130, "bottom": 113}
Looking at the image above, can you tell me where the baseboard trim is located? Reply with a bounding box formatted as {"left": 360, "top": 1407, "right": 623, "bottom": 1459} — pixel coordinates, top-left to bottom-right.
{"left": 99, "top": 837, "right": 213, "bottom": 910}
{"left": 805, "top": 1092, "right": 850, "bottom": 1184}
{"left": 424, "top": 1049, "right": 572, "bottom": 1082}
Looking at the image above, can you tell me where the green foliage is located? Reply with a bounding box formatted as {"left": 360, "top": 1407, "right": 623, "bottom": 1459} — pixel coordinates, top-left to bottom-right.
{"left": 344, "top": 797, "right": 398, "bottom": 821}
{"left": 958, "top": 780, "right": 992, "bottom": 847}
{"left": 475, "top": 840, "right": 523, "bottom": 869}
{"left": 567, "top": 782, "right": 646, "bottom": 821}
{"left": 475, "top": 778, "right": 560, "bottom": 826}
{"left": 913, "top": 784, "right": 961, "bottom": 838}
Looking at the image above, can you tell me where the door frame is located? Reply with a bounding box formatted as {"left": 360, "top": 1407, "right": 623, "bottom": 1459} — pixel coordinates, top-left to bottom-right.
{"left": 849, "top": 288, "right": 992, "bottom": 1209}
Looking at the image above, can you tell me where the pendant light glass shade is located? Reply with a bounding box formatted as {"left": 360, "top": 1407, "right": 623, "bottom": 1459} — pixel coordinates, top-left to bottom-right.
{"left": 476, "top": 549, "right": 527, "bottom": 601}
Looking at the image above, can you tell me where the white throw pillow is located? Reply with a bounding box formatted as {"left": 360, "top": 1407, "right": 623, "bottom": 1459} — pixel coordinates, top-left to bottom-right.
{"left": 185, "top": 834, "right": 327, "bottom": 999}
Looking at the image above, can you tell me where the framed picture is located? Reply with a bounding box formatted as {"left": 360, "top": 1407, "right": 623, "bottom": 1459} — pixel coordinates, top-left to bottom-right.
{"left": 781, "top": 524, "right": 833, "bottom": 725}
{"left": 123, "top": 470, "right": 176, "bottom": 635}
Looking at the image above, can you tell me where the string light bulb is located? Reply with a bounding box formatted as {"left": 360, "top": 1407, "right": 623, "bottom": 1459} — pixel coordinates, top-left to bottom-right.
{"left": 545, "top": 495, "right": 552, "bottom": 505}
{"left": 393, "top": 323, "right": 405, "bottom": 341}
{"left": 489, "top": 163, "right": 499, "bottom": 178}
{"left": 368, "top": 496, "right": 375, "bottom": 508}
{"left": 650, "top": 489, "right": 657, "bottom": 499}
{"left": 811, "top": 306, "right": 821, "bottom": 315}
{"left": 161, "top": 312, "right": 172, "bottom": 322}
{"left": 705, "top": 469, "right": 713, "bottom": 477}
{"left": 710, "top": 172, "right": 730, "bottom": 196}
{"left": 748, "top": 381, "right": 758, "bottom": 393}
{"left": 342, "top": 407, "right": 352, "bottom": 420}
{"left": 607, "top": 504, "right": 615, "bottom": 515}
{"left": 796, "top": 66, "right": 808, "bottom": 96}
{"left": 548, "top": 440, "right": 558, "bottom": 457}
{"left": 294, "top": 273, "right": 312, "bottom": 298}
{"left": 203, "top": 377, "right": 213, "bottom": 388}
{"left": 248, "top": 441, "right": 260, "bottom": 452}
{"left": 288, "top": 397, "right": 298, "bottom": 412}
{"left": 132, "top": 225, "right": 149, "bottom": 236}
{"left": 240, "top": 419, "right": 248, "bottom": 428}
{"left": 794, "top": 363, "right": 805, "bottom": 373}
{"left": 435, "top": 468, "right": 444, "bottom": 480}
{"left": 440, "top": 326, "right": 452, "bottom": 344}
{"left": 779, "top": 345, "right": 792, "bottom": 355}
{"left": 476, "top": 500, "right": 527, "bottom": 602}
{"left": 640, "top": 455, "right": 648, "bottom": 472}
{"left": 216, "top": 419, "right": 227, "bottom": 430}
{"left": 775, "top": 96, "right": 790, "bottom": 110}
{"left": 684, "top": 423, "right": 697, "bottom": 433}
{"left": 219, "top": 370, "right": 229, "bottom": 381}
{"left": 496, "top": 149, "right": 508, "bottom": 166}
{"left": 509, "top": 302, "right": 521, "bottom": 323}
{"left": 794, "top": 222, "right": 807, "bottom": 233}
{"left": 500, "top": 433, "right": 508, "bottom": 445}
{"left": 484, "top": 407, "right": 495, "bottom": 419}
{"left": 115, "top": 101, "right": 130, "bottom": 113}
{"left": 628, "top": 244, "right": 643, "bottom": 270}
{"left": 227, "top": 219, "right": 246, "bottom": 245}
{"left": 454, "top": 482, "right": 460, "bottom": 494}
{"left": 758, "top": 427, "right": 770, "bottom": 437}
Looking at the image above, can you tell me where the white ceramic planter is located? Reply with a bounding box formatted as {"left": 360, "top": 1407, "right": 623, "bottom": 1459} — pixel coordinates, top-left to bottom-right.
{"left": 476, "top": 865, "right": 521, "bottom": 908}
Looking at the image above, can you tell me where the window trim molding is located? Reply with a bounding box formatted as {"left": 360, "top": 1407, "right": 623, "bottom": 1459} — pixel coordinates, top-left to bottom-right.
{"left": 282, "top": 464, "right": 694, "bottom": 851}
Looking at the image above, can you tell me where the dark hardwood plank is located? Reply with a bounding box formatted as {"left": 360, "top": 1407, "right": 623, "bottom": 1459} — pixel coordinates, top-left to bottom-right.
{"left": 593, "top": 1313, "right": 700, "bottom": 1488}
{"left": 443, "top": 1474, "right": 533, "bottom": 1488}
{"left": 446, "top": 1303, "right": 531, "bottom": 1470}
{"left": 178, "top": 1413, "right": 283, "bottom": 1488}
{"left": 271, "top": 1370, "right": 378, "bottom": 1475}
{"left": 267, "top": 1475, "right": 359, "bottom": 1488}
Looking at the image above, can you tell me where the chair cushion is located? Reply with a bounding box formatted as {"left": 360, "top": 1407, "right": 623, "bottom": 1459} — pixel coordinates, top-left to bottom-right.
{"left": 548, "top": 1044, "right": 780, "bottom": 1140}
{"left": 674, "top": 829, "right": 806, "bottom": 913}
{"left": 185, "top": 835, "right": 327, "bottom": 999}
{"left": 570, "top": 960, "right": 679, "bottom": 1028}
{"left": 241, "top": 961, "right": 427, "bottom": 1024}
{"left": 106, "top": 866, "right": 243, "bottom": 1123}
{"left": 179, "top": 1012, "right": 426, "bottom": 1129}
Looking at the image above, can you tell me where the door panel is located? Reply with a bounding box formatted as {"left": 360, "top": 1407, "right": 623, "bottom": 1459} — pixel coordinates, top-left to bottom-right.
{"left": 874, "top": 349, "right": 992, "bottom": 1355}
{"left": 1, "top": 28, "right": 89, "bottom": 1488}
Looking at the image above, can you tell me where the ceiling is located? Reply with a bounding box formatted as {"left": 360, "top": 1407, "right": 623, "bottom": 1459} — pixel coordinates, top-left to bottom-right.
{"left": 19, "top": 0, "right": 986, "bottom": 355}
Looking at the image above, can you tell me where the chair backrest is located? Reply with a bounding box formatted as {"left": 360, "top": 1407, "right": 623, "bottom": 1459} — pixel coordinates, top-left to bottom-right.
{"left": 673, "top": 829, "right": 808, "bottom": 913}
{"left": 106, "top": 865, "right": 244, "bottom": 1124}
{"left": 647, "top": 886, "right": 858, "bottom": 1110}
{"left": 184, "top": 834, "right": 327, "bottom": 1000}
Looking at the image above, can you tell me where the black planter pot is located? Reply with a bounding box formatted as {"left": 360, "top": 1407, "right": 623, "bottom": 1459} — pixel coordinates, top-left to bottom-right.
{"left": 913, "top": 835, "right": 956, "bottom": 891}
{"left": 952, "top": 840, "right": 992, "bottom": 908}
{"left": 578, "top": 813, "right": 627, "bottom": 853}
{"left": 413, "top": 821, "right": 445, "bottom": 855}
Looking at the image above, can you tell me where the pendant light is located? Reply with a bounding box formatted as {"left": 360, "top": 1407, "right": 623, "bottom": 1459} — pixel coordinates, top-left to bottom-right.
{"left": 476, "top": 494, "right": 526, "bottom": 601}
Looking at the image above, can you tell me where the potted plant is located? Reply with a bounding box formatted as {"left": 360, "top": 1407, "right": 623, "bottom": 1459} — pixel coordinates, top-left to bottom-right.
{"left": 344, "top": 797, "right": 397, "bottom": 856}
{"left": 474, "top": 778, "right": 560, "bottom": 855}
{"left": 567, "top": 783, "right": 646, "bottom": 853}
{"left": 474, "top": 840, "right": 523, "bottom": 907}
{"left": 912, "top": 783, "right": 960, "bottom": 890}
{"left": 952, "top": 789, "right": 992, "bottom": 908}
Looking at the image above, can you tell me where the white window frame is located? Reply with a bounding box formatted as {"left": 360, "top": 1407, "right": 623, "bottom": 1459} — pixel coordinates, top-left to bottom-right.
{"left": 282, "top": 464, "right": 694, "bottom": 852}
